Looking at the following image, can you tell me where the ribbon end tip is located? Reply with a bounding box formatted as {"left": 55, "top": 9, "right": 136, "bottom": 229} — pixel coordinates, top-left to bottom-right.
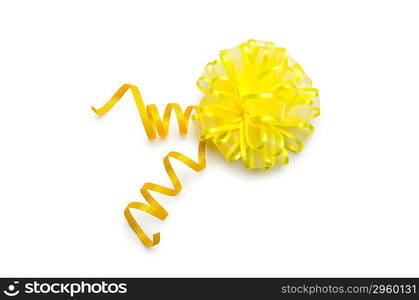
{"left": 91, "top": 106, "right": 103, "bottom": 116}
{"left": 152, "top": 233, "right": 161, "bottom": 246}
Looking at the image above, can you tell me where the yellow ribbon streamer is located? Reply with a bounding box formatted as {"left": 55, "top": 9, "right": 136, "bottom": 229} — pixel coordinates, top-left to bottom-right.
{"left": 92, "top": 40, "right": 320, "bottom": 247}
{"left": 92, "top": 84, "right": 205, "bottom": 247}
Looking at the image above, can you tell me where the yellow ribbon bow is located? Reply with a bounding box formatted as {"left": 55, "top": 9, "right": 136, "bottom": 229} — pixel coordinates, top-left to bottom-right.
{"left": 92, "top": 40, "right": 320, "bottom": 247}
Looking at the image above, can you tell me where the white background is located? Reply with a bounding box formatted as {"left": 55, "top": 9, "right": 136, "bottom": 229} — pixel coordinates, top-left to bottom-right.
{"left": 1, "top": 0, "right": 418, "bottom": 277}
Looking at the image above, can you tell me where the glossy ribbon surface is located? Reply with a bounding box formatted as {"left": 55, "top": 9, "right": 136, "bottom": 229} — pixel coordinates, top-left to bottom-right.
{"left": 92, "top": 40, "right": 320, "bottom": 247}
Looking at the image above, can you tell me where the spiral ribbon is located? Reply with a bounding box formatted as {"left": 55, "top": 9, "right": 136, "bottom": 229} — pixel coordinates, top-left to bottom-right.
{"left": 92, "top": 40, "right": 320, "bottom": 247}
{"left": 92, "top": 84, "right": 205, "bottom": 247}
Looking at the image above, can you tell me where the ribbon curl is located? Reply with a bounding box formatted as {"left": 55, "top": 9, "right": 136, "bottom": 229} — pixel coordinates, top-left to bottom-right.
{"left": 92, "top": 84, "right": 205, "bottom": 247}
{"left": 92, "top": 40, "right": 320, "bottom": 247}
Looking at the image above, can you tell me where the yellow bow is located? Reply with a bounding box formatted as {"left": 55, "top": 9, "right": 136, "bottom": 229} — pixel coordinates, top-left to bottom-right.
{"left": 198, "top": 39, "right": 319, "bottom": 169}
{"left": 92, "top": 40, "right": 320, "bottom": 247}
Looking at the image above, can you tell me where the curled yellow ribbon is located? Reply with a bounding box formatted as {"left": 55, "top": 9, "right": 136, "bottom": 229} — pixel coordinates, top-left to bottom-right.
{"left": 92, "top": 84, "right": 205, "bottom": 247}
{"left": 92, "top": 40, "right": 320, "bottom": 247}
